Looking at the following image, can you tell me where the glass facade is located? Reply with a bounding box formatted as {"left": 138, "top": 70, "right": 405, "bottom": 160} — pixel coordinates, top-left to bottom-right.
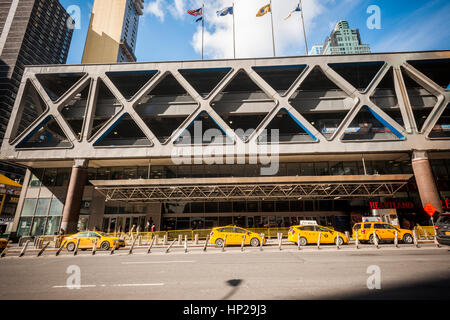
{"left": 17, "top": 197, "right": 64, "bottom": 236}
{"left": 85, "top": 159, "right": 413, "bottom": 181}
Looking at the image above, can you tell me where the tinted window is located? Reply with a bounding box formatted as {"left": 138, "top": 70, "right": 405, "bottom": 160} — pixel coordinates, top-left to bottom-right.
{"left": 233, "top": 228, "right": 246, "bottom": 233}
{"left": 437, "top": 215, "right": 450, "bottom": 224}
{"left": 374, "top": 224, "right": 384, "bottom": 229}
{"left": 89, "top": 232, "right": 101, "bottom": 237}
{"left": 383, "top": 224, "right": 396, "bottom": 229}
{"left": 353, "top": 224, "right": 361, "bottom": 230}
{"left": 220, "top": 227, "right": 234, "bottom": 233}
{"left": 364, "top": 223, "right": 372, "bottom": 228}
{"left": 76, "top": 232, "right": 89, "bottom": 237}
{"left": 317, "top": 226, "right": 331, "bottom": 232}
{"left": 300, "top": 226, "right": 315, "bottom": 231}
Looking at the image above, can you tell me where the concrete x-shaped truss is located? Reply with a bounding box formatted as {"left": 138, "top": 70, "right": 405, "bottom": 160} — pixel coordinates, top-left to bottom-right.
{"left": 1, "top": 50, "right": 449, "bottom": 162}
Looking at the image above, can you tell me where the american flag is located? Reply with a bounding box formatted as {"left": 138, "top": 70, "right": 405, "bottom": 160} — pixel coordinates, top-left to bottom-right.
{"left": 187, "top": 8, "right": 202, "bottom": 16}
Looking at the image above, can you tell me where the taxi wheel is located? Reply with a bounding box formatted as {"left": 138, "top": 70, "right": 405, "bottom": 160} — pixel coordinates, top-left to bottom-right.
{"left": 100, "top": 241, "right": 110, "bottom": 250}
{"left": 369, "top": 234, "right": 380, "bottom": 244}
{"left": 298, "top": 237, "right": 307, "bottom": 246}
{"left": 66, "top": 242, "right": 75, "bottom": 252}
{"left": 250, "top": 238, "right": 260, "bottom": 247}
{"left": 215, "top": 238, "right": 224, "bottom": 248}
{"left": 402, "top": 234, "right": 413, "bottom": 244}
{"left": 334, "top": 237, "right": 344, "bottom": 246}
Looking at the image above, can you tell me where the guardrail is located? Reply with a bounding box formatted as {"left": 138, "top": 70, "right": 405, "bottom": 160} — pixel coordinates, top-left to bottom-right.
{"left": 106, "top": 227, "right": 290, "bottom": 242}
{"left": 30, "top": 226, "right": 432, "bottom": 249}
{"left": 414, "top": 226, "right": 436, "bottom": 239}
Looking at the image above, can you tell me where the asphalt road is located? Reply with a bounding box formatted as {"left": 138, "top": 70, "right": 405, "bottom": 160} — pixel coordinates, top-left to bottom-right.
{"left": 0, "top": 243, "right": 449, "bottom": 300}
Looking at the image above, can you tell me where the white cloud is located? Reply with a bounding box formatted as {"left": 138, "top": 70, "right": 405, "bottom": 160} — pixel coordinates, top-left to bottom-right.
{"left": 145, "top": 0, "right": 166, "bottom": 22}
{"left": 168, "top": 0, "right": 187, "bottom": 20}
{"left": 144, "top": 0, "right": 326, "bottom": 59}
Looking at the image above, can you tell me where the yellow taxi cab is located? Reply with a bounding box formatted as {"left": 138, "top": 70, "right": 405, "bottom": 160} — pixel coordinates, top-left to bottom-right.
{"left": 63, "top": 231, "right": 125, "bottom": 251}
{"left": 288, "top": 224, "right": 349, "bottom": 246}
{"left": 352, "top": 222, "right": 413, "bottom": 244}
{"left": 0, "top": 238, "right": 7, "bottom": 252}
{"left": 209, "top": 226, "right": 266, "bottom": 247}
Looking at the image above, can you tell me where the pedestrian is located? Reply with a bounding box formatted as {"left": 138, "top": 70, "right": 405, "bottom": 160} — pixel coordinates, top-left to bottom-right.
{"left": 151, "top": 224, "right": 156, "bottom": 232}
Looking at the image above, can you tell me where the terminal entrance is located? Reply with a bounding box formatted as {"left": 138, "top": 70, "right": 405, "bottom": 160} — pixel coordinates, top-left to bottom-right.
{"left": 102, "top": 214, "right": 149, "bottom": 233}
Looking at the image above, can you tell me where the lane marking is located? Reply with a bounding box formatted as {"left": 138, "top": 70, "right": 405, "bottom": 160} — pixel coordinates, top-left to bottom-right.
{"left": 52, "top": 285, "right": 97, "bottom": 288}
{"left": 121, "top": 260, "right": 196, "bottom": 265}
{"left": 112, "top": 283, "right": 164, "bottom": 287}
{"left": 52, "top": 283, "right": 164, "bottom": 288}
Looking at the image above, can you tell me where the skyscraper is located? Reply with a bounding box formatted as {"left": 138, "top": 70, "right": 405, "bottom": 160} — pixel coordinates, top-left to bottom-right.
{"left": 308, "top": 45, "right": 323, "bottom": 56}
{"left": 82, "top": 0, "right": 144, "bottom": 64}
{"left": 0, "top": 0, "right": 74, "bottom": 182}
{"left": 321, "top": 20, "right": 370, "bottom": 55}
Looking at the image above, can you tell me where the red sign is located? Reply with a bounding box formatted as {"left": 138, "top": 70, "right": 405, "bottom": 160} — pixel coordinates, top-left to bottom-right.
{"left": 441, "top": 199, "right": 450, "bottom": 210}
{"left": 424, "top": 203, "right": 437, "bottom": 217}
{"left": 369, "top": 201, "right": 414, "bottom": 210}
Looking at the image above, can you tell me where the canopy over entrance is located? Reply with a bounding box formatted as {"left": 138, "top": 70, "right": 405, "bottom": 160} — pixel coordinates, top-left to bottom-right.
{"left": 91, "top": 174, "right": 413, "bottom": 202}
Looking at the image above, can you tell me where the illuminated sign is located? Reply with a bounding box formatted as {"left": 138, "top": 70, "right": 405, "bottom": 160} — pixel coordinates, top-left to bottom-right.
{"left": 369, "top": 201, "right": 414, "bottom": 209}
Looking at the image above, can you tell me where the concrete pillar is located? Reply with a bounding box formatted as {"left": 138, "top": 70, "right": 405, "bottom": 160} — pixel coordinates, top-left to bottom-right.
{"left": 61, "top": 159, "right": 88, "bottom": 233}
{"left": 11, "top": 169, "right": 31, "bottom": 234}
{"left": 87, "top": 189, "right": 106, "bottom": 230}
{"left": 411, "top": 150, "right": 442, "bottom": 214}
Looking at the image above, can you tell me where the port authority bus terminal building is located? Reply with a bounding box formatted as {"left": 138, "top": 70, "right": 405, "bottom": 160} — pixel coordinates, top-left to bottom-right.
{"left": 1, "top": 50, "right": 449, "bottom": 237}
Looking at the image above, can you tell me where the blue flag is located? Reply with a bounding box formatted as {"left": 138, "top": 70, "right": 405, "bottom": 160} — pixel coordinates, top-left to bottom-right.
{"left": 217, "top": 6, "right": 233, "bottom": 17}
{"left": 285, "top": 4, "right": 301, "bottom": 20}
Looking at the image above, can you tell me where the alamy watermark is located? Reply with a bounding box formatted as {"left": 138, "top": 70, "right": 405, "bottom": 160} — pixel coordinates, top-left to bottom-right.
{"left": 366, "top": 265, "right": 381, "bottom": 290}
{"left": 366, "top": 5, "right": 381, "bottom": 29}
{"left": 66, "top": 264, "right": 81, "bottom": 289}
{"left": 171, "top": 121, "right": 280, "bottom": 176}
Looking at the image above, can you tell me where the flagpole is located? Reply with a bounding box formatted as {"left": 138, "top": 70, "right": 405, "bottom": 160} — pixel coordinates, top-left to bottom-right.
{"left": 299, "top": 0, "right": 308, "bottom": 55}
{"left": 269, "top": 0, "right": 275, "bottom": 57}
{"left": 232, "top": 2, "right": 236, "bottom": 59}
{"left": 202, "top": 3, "right": 204, "bottom": 60}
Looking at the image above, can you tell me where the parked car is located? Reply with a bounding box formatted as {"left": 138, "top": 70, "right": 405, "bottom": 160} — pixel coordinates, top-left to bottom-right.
{"left": 63, "top": 231, "right": 125, "bottom": 251}
{"left": 435, "top": 213, "right": 450, "bottom": 246}
{"left": 209, "top": 226, "right": 266, "bottom": 247}
{"left": 288, "top": 224, "right": 348, "bottom": 246}
{"left": 352, "top": 222, "right": 413, "bottom": 244}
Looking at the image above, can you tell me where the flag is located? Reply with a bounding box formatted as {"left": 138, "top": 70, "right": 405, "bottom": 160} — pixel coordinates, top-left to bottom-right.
{"left": 256, "top": 4, "right": 271, "bottom": 17}
{"left": 187, "top": 8, "right": 202, "bottom": 16}
{"left": 285, "top": 4, "right": 301, "bottom": 20}
{"left": 195, "top": 16, "right": 203, "bottom": 23}
{"left": 217, "top": 6, "right": 233, "bottom": 17}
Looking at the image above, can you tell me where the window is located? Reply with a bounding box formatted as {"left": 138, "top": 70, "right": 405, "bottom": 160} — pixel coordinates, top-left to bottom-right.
{"left": 299, "top": 226, "right": 315, "bottom": 231}
{"left": 374, "top": 224, "right": 384, "bottom": 229}
{"left": 21, "top": 199, "right": 37, "bottom": 216}
{"left": 363, "top": 223, "right": 371, "bottom": 228}
{"left": 49, "top": 198, "right": 64, "bottom": 215}
{"left": 233, "top": 228, "right": 246, "bottom": 233}
{"left": 35, "top": 198, "right": 51, "bottom": 216}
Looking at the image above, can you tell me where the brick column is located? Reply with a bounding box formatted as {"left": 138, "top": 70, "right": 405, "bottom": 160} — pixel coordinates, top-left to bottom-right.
{"left": 61, "top": 159, "right": 88, "bottom": 234}
{"left": 411, "top": 150, "right": 442, "bottom": 214}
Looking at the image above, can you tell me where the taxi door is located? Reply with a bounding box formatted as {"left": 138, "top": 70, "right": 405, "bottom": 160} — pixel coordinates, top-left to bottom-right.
{"left": 75, "top": 232, "right": 90, "bottom": 248}
{"left": 221, "top": 227, "right": 235, "bottom": 245}
{"left": 233, "top": 227, "right": 247, "bottom": 245}
{"left": 300, "top": 226, "right": 317, "bottom": 243}
{"left": 316, "top": 226, "right": 334, "bottom": 244}
{"left": 373, "top": 224, "right": 388, "bottom": 240}
{"left": 88, "top": 232, "right": 101, "bottom": 248}
{"left": 381, "top": 224, "right": 396, "bottom": 240}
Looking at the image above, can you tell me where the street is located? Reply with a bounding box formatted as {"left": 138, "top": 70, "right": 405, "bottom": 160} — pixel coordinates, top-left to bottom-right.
{"left": 0, "top": 243, "right": 449, "bottom": 300}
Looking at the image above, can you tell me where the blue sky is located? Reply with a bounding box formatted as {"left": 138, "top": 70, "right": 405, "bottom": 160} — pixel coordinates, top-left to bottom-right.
{"left": 60, "top": 0, "right": 450, "bottom": 64}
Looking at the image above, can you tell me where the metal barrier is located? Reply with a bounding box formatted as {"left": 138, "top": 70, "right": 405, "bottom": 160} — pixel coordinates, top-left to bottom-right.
{"left": 106, "top": 227, "right": 290, "bottom": 243}
{"left": 414, "top": 226, "right": 436, "bottom": 240}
